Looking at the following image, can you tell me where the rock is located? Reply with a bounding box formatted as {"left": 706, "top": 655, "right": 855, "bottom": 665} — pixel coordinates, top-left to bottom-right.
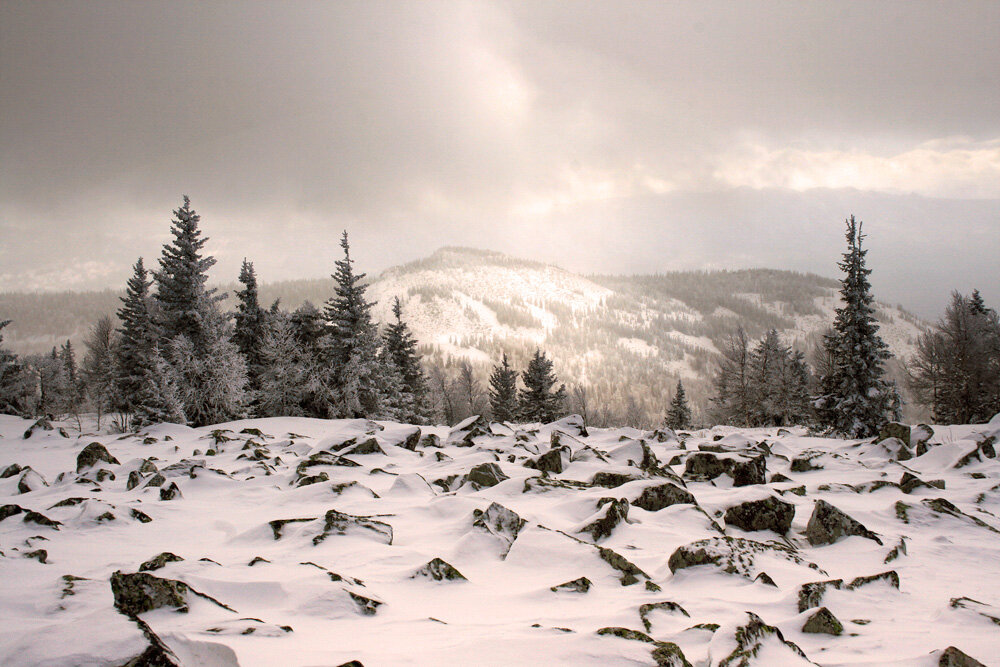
{"left": 805, "top": 500, "right": 882, "bottom": 545}
{"left": 731, "top": 454, "right": 766, "bottom": 486}
{"left": 145, "top": 473, "right": 166, "bottom": 488}
{"left": 472, "top": 502, "right": 525, "bottom": 556}
{"left": 0, "top": 504, "right": 25, "bottom": 522}
{"left": 127, "top": 470, "right": 142, "bottom": 491}
{"left": 684, "top": 452, "right": 730, "bottom": 480}
{"left": 411, "top": 557, "right": 467, "bottom": 581}
{"left": 790, "top": 452, "right": 823, "bottom": 472}
{"left": 580, "top": 498, "right": 630, "bottom": 541}
{"left": 668, "top": 536, "right": 812, "bottom": 581}
{"left": 651, "top": 642, "right": 693, "bottom": 667}
{"left": 24, "top": 509, "right": 61, "bottom": 528}
{"left": 77, "top": 442, "right": 120, "bottom": 472}
{"left": 880, "top": 421, "right": 911, "bottom": 443}
{"left": 17, "top": 468, "right": 47, "bottom": 493}
{"left": 347, "top": 590, "right": 382, "bottom": 616}
{"left": 591, "top": 471, "right": 643, "bottom": 488}
{"left": 345, "top": 437, "right": 384, "bottom": 456}
{"left": 447, "top": 414, "right": 491, "bottom": 446}
{"left": 159, "top": 482, "right": 182, "bottom": 501}
{"left": 802, "top": 606, "right": 843, "bottom": 635}
{"left": 632, "top": 483, "right": 695, "bottom": 512}
{"left": 400, "top": 427, "right": 421, "bottom": 451}
{"left": 716, "top": 612, "right": 810, "bottom": 666}
{"left": 269, "top": 517, "right": 315, "bottom": 540}
{"left": 846, "top": 570, "right": 899, "bottom": 590}
{"left": 23, "top": 417, "right": 54, "bottom": 438}
{"left": 24, "top": 549, "right": 48, "bottom": 563}
{"left": 797, "top": 579, "right": 843, "bottom": 612}
{"left": 639, "top": 601, "right": 689, "bottom": 632}
{"left": 1, "top": 463, "right": 23, "bottom": 478}
{"left": 877, "top": 436, "right": 913, "bottom": 461}
{"left": 937, "top": 646, "right": 987, "bottom": 667}
{"left": 912, "top": 424, "right": 934, "bottom": 451}
{"left": 724, "top": 496, "right": 795, "bottom": 534}
{"left": 527, "top": 446, "right": 567, "bottom": 474}
{"left": 110, "top": 571, "right": 191, "bottom": 615}
{"left": 296, "top": 472, "right": 330, "bottom": 487}
{"left": 248, "top": 556, "right": 270, "bottom": 566}
{"left": 550, "top": 577, "right": 591, "bottom": 593}
{"left": 595, "top": 545, "right": 650, "bottom": 586}
{"left": 466, "top": 462, "right": 508, "bottom": 488}
{"left": 596, "top": 626, "right": 655, "bottom": 643}
{"left": 550, "top": 414, "right": 588, "bottom": 437}
{"left": 899, "top": 472, "right": 945, "bottom": 494}
{"left": 139, "top": 552, "right": 184, "bottom": 572}
{"left": 313, "top": 509, "right": 393, "bottom": 546}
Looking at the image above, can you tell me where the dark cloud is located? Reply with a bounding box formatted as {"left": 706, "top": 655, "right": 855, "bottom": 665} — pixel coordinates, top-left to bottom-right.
{"left": 1, "top": 1, "right": 998, "bottom": 318}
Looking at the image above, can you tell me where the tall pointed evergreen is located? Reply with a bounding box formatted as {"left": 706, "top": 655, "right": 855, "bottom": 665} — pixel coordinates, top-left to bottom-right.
{"left": 817, "top": 216, "right": 900, "bottom": 437}
{"left": 154, "top": 196, "right": 222, "bottom": 347}
{"left": 665, "top": 379, "right": 691, "bottom": 430}
{"left": 489, "top": 353, "right": 519, "bottom": 422}
{"left": 0, "top": 320, "right": 28, "bottom": 414}
{"left": 518, "top": 349, "right": 566, "bottom": 423}
{"left": 113, "top": 258, "right": 184, "bottom": 428}
{"left": 323, "top": 231, "right": 385, "bottom": 418}
{"left": 153, "top": 197, "right": 247, "bottom": 425}
{"left": 233, "top": 258, "right": 266, "bottom": 394}
{"left": 383, "top": 296, "right": 431, "bottom": 423}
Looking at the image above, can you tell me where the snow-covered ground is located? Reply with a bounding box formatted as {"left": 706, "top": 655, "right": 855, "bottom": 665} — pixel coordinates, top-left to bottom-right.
{"left": 1, "top": 413, "right": 998, "bottom": 666}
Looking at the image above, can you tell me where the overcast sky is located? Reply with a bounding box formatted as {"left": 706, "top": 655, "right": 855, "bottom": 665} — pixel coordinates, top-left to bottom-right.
{"left": 2, "top": 1, "right": 998, "bottom": 318}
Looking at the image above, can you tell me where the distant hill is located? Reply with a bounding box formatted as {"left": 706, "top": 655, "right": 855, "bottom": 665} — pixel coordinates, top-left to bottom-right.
{"left": 0, "top": 246, "right": 928, "bottom": 423}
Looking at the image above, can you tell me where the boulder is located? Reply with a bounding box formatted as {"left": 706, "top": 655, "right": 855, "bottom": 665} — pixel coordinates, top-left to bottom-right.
{"left": 110, "top": 571, "right": 191, "bottom": 615}
{"left": 447, "top": 414, "right": 491, "bottom": 446}
{"left": 473, "top": 502, "right": 525, "bottom": 556}
{"left": 1, "top": 503, "right": 25, "bottom": 522}
{"left": 715, "top": 612, "right": 810, "bottom": 666}
{"left": 580, "top": 498, "right": 630, "bottom": 541}
{"left": 797, "top": 579, "right": 843, "bottom": 612}
{"left": 466, "top": 462, "right": 508, "bottom": 488}
{"left": 668, "top": 536, "right": 810, "bottom": 581}
{"left": 879, "top": 422, "right": 911, "bottom": 443}
{"left": 22, "top": 417, "right": 54, "bottom": 439}
{"left": 592, "top": 471, "right": 643, "bottom": 488}
{"left": 550, "top": 577, "right": 591, "bottom": 593}
{"left": 17, "top": 468, "right": 47, "bottom": 494}
{"left": 126, "top": 470, "right": 142, "bottom": 491}
{"left": 639, "top": 601, "right": 689, "bottom": 632}
{"left": 313, "top": 509, "right": 393, "bottom": 546}
{"left": 139, "top": 552, "right": 184, "bottom": 572}
{"left": 805, "top": 500, "right": 882, "bottom": 545}
{"left": 631, "top": 483, "right": 695, "bottom": 512}
{"left": 76, "top": 442, "right": 120, "bottom": 473}
{"left": 724, "top": 496, "right": 795, "bottom": 534}
{"left": 400, "top": 427, "right": 422, "bottom": 451}
{"left": 411, "top": 557, "right": 467, "bottom": 581}
{"left": 651, "top": 642, "right": 693, "bottom": 667}
{"left": 159, "top": 482, "right": 182, "bottom": 501}
{"left": 1, "top": 463, "right": 23, "bottom": 479}
{"left": 527, "top": 446, "right": 567, "bottom": 474}
{"left": 937, "top": 647, "right": 987, "bottom": 667}
{"left": 802, "top": 606, "right": 843, "bottom": 635}
{"left": 731, "top": 454, "right": 766, "bottom": 486}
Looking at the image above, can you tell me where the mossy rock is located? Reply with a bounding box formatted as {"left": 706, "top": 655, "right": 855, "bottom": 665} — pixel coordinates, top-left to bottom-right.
{"left": 651, "top": 642, "right": 693, "bottom": 667}
{"left": 76, "top": 443, "right": 120, "bottom": 473}
{"left": 805, "top": 500, "right": 881, "bottom": 545}
{"left": 591, "top": 471, "right": 643, "bottom": 488}
{"left": 802, "top": 606, "right": 843, "bottom": 635}
{"left": 580, "top": 498, "right": 630, "bottom": 541}
{"left": 724, "top": 496, "right": 794, "bottom": 535}
{"left": 412, "top": 557, "right": 467, "bottom": 581}
{"left": 596, "top": 626, "right": 654, "bottom": 643}
{"left": 466, "top": 462, "right": 508, "bottom": 488}
{"left": 550, "top": 576, "right": 591, "bottom": 593}
{"left": 110, "top": 571, "right": 191, "bottom": 615}
{"left": 937, "top": 646, "right": 987, "bottom": 667}
{"left": 797, "top": 579, "right": 843, "bottom": 612}
{"left": 631, "top": 483, "right": 695, "bottom": 512}
{"left": 639, "top": 601, "right": 689, "bottom": 632}
{"left": 139, "top": 552, "right": 184, "bottom": 572}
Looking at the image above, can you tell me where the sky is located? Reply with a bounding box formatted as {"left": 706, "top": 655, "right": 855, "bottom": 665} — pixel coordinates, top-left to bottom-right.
{"left": 1, "top": 0, "right": 998, "bottom": 319}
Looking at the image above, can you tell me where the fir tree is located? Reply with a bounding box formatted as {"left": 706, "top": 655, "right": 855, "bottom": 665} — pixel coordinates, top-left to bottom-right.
{"left": 82, "top": 315, "right": 117, "bottom": 428}
{"left": 489, "top": 353, "right": 519, "bottom": 422}
{"left": 113, "top": 258, "right": 185, "bottom": 429}
{"left": 233, "top": 258, "right": 266, "bottom": 396}
{"left": 153, "top": 197, "right": 248, "bottom": 425}
{"left": 323, "top": 231, "right": 386, "bottom": 418}
{"left": 289, "top": 301, "right": 331, "bottom": 418}
{"left": 154, "top": 196, "right": 222, "bottom": 348}
{"left": 0, "top": 319, "right": 28, "bottom": 414}
{"left": 518, "top": 349, "right": 566, "bottom": 423}
{"left": 257, "top": 313, "right": 306, "bottom": 417}
{"left": 665, "top": 379, "right": 691, "bottom": 430}
{"left": 383, "top": 297, "right": 432, "bottom": 423}
{"left": 816, "top": 216, "right": 901, "bottom": 437}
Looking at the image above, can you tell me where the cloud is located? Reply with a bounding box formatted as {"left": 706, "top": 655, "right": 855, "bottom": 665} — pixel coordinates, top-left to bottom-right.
{"left": 713, "top": 138, "right": 1000, "bottom": 198}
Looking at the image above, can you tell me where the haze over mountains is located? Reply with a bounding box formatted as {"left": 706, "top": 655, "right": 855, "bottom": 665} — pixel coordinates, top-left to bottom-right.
{"left": 0, "top": 247, "right": 927, "bottom": 423}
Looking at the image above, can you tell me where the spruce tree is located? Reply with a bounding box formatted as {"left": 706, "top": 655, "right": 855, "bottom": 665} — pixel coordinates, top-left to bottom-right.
{"left": 257, "top": 313, "right": 306, "bottom": 417}
{"left": 82, "top": 315, "right": 117, "bottom": 428}
{"left": 665, "top": 379, "right": 692, "bottom": 430}
{"left": 154, "top": 196, "right": 222, "bottom": 347}
{"left": 113, "top": 258, "right": 185, "bottom": 428}
{"left": 323, "top": 231, "right": 386, "bottom": 418}
{"left": 489, "top": 353, "right": 519, "bottom": 422}
{"left": 289, "top": 301, "right": 330, "bottom": 418}
{"left": 518, "top": 349, "right": 566, "bottom": 423}
{"left": 153, "top": 197, "right": 248, "bottom": 425}
{"left": 816, "top": 216, "right": 900, "bottom": 437}
{"left": 0, "top": 320, "right": 28, "bottom": 414}
{"left": 383, "top": 297, "right": 431, "bottom": 423}
{"left": 233, "top": 258, "right": 266, "bottom": 395}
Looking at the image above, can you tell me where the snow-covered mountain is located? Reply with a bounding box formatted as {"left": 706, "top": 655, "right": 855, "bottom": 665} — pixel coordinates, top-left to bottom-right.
{"left": 364, "top": 247, "right": 927, "bottom": 421}
{"left": 2, "top": 413, "right": 997, "bottom": 665}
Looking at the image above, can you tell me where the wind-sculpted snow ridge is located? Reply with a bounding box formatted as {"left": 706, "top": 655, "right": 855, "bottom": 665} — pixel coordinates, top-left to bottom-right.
{"left": 1, "top": 414, "right": 998, "bottom": 666}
